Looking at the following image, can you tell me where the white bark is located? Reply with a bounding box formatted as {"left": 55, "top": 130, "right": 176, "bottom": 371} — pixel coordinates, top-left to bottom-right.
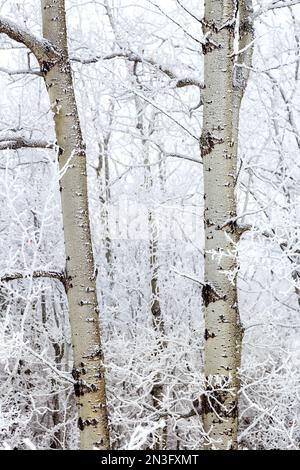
{"left": 40, "top": 0, "right": 110, "bottom": 450}
{"left": 0, "top": 0, "right": 111, "bottom": 450}
{"left": 201, "top": 0, "right": 248, "bottom": 450}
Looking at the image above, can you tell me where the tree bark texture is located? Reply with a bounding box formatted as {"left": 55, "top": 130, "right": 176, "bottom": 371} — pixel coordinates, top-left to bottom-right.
{"left": 201, "top": 0, "right": 253, "bottom": 450}
{"left": 40, "top": 0, "right": 110, "bottom": 450}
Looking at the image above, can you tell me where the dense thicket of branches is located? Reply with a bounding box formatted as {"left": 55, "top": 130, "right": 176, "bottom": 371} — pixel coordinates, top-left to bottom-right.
{"left": 1, "top": 0, "right": 300, "bottom": 450}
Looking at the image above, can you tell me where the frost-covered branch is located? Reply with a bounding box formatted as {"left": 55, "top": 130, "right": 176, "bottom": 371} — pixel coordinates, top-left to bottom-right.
{"left": 0, "top": 270, "right": 65, "bottom": 284}
{"left": 0, "top": 66, "right": 42, "bottom": 76}
{"left": 171, "top": 267, "right": 204, "bottom": 287}
{"left": 24, "top": 345, "right": 74, "bottom": 385}
{"left": 146, "top": 0, "right": 204, "bottom": 45}
{"left": 72, "top": 51, "right": 204, "bottom": 89}
{"left": 154, "top": 142, "right": 202, "bottom": 164}
{"left": 0, "top": 17, "right": 59, "bottom": 64}
{"left": 252, "top": 0, "right": 300, "bottom": 20}
{"left": 0, "top": 137, "right": 54, "bottom": 150}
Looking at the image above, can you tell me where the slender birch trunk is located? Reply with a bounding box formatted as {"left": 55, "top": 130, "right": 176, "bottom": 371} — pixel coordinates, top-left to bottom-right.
{"left": 201, "top": 0, "right": 253, "bottom": 449}
{"left": 40, "top": 0, "right": 110, "bottom": 449}
{"left": 0, "top": 5, "right": 110, "bottom": 449}
{"left": 148, "top": 207, "right": 168, "bottom": 450}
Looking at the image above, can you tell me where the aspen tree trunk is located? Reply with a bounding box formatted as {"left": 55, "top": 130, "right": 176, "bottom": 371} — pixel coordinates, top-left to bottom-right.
{"left": 40, "top": 0, "right": 110, "bottom": 449}
{"left": 0, "top": 9, "right": 110, "bottom": 446}
{"left": 201, "top": 0, "right": 252, "bottom": 449}
{"left": 95, "top": 136, "right": 113, "bottom": 272}
{"left": 103, "top": 148, "right": 112, "bottom": 269}
{"left": 41, "top": 290, "right": 64, "bottom": 448}
{"left": 233, "top": 1, "right": 255, "bottom": 144}
{"left": 147, "top": 153, "right": 168, "bottom": 449}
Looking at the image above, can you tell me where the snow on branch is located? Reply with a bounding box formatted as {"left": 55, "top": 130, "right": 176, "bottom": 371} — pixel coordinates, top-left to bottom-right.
{"left": 252, "top": 0, "right": 300, "bottom": 20}
{"left": 0, "top": 270, "right": 65, "bottom": 284}
{"left": 0, "top": 66, "right": 42, "bottom": 76}
{"left": 71, "top": 51, "right": 204, "bottom": 89}
{"left": 23, "top": 345, "right": 75, "bottom": 385}
{"left": 0, "top": 137, "right": 55, "bottom": 151}
{"left": 171, "top": 266, "right": 205, "bottom": 287}
{"left": 0, "top": 17, "right": 59, "bottom": 65}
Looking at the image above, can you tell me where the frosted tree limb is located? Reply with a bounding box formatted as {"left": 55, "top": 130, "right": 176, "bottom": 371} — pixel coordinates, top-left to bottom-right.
{"left": 71, "top": 51, "right": 204, "bottom": 89}
{"left": 23, "top": 345, "right": 75, "bottom": 385}
{"left": 0, "top": 270, "right": 65, "bottom": 284}
{"left": 0, "top": 66, "right": 42, "bottom": 76}
{"left": 252, "top": 0, "right": 300, "bottom": 20}
{"left": 0, "top": 137, "right": 55, "bottom": 150}
{"left": 170, "top": 266, "right": 204, "bottom": 287}
{"left": 0, "top": 17, "right": 59, "bottom": 64}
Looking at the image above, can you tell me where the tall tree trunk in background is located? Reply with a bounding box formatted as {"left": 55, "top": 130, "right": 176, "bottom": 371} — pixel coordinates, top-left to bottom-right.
{"left": 201, "top": 0, "right": 253, "bottom": 449}
{"left": 148, "top": 203, "right": 167, "bottom": 449}
{"left": 136, "top": 99, "right": 167, "bottom": 449}
{"left": 41, "top": 0, "right": 109, "bottom": 450}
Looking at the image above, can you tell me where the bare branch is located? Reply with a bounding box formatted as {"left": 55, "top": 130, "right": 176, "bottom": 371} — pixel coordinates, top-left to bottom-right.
{"left": 130, "top": 87, "right": 199, "bottom": 141}
{"left": 164, "top": 150, "right": 202, "bottom": 164}
{"left": 170, "top": 267, "right": 205, "bottom": 287}
{"left": 146, "top": 0, "right": 204, "bottom": 46}
{"left": 153, "top": 142, "right": 202, "bottom": 164}
{"left": 175, "top": 0, "right": 202, "bottom": 23}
